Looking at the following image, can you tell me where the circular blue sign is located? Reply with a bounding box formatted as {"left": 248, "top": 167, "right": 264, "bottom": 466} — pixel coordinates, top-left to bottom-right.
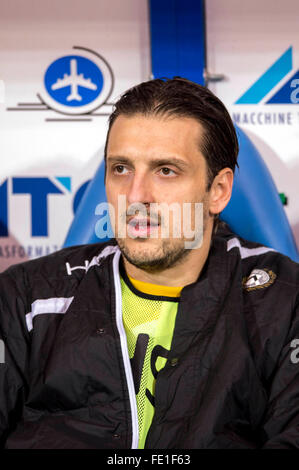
{"left": 44, "top": 55, "right": 104, "bottom": 107}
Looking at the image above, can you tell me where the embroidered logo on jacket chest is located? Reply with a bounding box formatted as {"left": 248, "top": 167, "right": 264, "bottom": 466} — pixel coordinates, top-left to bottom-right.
{"left": 242, "top": 268, "right": 276, "bottom": 291}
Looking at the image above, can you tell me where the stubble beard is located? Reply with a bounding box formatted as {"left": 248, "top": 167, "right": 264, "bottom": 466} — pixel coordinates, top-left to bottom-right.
{"left": 117, "top": 236, "right": 190, "bottom": 273}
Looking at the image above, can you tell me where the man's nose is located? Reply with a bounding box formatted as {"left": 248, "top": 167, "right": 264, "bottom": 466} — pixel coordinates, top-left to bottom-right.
{"left": 127, "top": 172, "right": 153, "bottom": 206}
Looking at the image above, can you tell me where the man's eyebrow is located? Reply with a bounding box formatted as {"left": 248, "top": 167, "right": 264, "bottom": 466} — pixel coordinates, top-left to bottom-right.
{"left": 106, "top": 156, "right": 131, "bottom": 164}
{"left": 149, "top": 158, "right": 189, "bottom": 170}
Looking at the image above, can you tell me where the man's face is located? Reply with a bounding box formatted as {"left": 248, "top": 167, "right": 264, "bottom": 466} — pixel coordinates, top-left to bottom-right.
{"left": 105, "top": 114, "right": 213, "bottom": 273}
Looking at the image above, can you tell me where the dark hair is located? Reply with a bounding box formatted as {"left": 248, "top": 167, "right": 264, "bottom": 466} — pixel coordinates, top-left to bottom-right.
{"left": 104, "top": 77, "right": 239, "bottom": 188}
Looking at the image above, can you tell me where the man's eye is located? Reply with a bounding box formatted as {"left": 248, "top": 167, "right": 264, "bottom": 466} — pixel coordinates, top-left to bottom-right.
{"left": 114, "top": 165, "right": 127, "bottom": 174}
{"left": 159, "top": 167, "right": 175, "bottom": 176}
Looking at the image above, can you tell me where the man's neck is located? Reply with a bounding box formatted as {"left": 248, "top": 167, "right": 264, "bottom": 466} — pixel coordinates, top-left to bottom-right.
{"left": 122, "top": 233, "right": 212, "bottom": 287}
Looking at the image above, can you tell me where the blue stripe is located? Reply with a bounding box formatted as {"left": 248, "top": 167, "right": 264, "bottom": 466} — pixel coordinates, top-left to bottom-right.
{"left": 149, "top": 0, "right": 206, "bottom": 85}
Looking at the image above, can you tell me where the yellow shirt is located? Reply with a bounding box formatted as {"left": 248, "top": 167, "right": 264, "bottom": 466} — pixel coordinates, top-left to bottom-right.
{"left": 120, "top": 270, "right": 182, "bottom": 449}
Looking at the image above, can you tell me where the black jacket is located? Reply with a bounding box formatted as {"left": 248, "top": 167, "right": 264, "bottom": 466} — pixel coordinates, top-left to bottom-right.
{"left": 0, "top": 226, "right": 299, "bottom": 449}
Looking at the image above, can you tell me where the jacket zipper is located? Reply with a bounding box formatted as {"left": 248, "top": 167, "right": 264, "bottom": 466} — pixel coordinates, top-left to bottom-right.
{"left": 112, "top": 250, "right": 139, "bottom": 449}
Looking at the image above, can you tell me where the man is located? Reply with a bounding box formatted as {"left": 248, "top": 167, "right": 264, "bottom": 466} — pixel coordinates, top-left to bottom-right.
{"left": 0, "top": 78, "right": 299, "bottom": 449}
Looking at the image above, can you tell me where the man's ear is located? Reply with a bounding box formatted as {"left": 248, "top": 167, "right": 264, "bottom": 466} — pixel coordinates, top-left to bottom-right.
{"left": 208, "top": 168, "right": 234, "bottom": 215}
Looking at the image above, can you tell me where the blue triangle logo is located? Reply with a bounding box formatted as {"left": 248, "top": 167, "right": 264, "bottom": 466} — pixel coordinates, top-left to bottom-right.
{"left": 55, "top": 177, "right": 71, "bottom": 192}
{"left": 235, "top": 47, "right": 293, "bottom": 104}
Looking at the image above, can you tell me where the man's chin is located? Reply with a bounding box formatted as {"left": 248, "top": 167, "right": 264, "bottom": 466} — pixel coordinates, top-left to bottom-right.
{"left": 116, "top": 237, "right": 189, "bottom": 273}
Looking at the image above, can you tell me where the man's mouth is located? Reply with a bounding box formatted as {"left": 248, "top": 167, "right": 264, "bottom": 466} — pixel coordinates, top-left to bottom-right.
{"left": 127, "top": 217, "right": 160, "bottom": 237}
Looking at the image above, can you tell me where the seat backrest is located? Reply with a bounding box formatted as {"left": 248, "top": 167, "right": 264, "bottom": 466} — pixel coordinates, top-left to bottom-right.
{"left": 221, "top": 125, "right": 298, "bottom": 261}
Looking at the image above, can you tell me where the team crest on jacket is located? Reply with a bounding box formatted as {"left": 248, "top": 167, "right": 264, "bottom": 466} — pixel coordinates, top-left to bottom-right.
{"left": 242, "top": 268, "right": 276, "bottom": 291}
